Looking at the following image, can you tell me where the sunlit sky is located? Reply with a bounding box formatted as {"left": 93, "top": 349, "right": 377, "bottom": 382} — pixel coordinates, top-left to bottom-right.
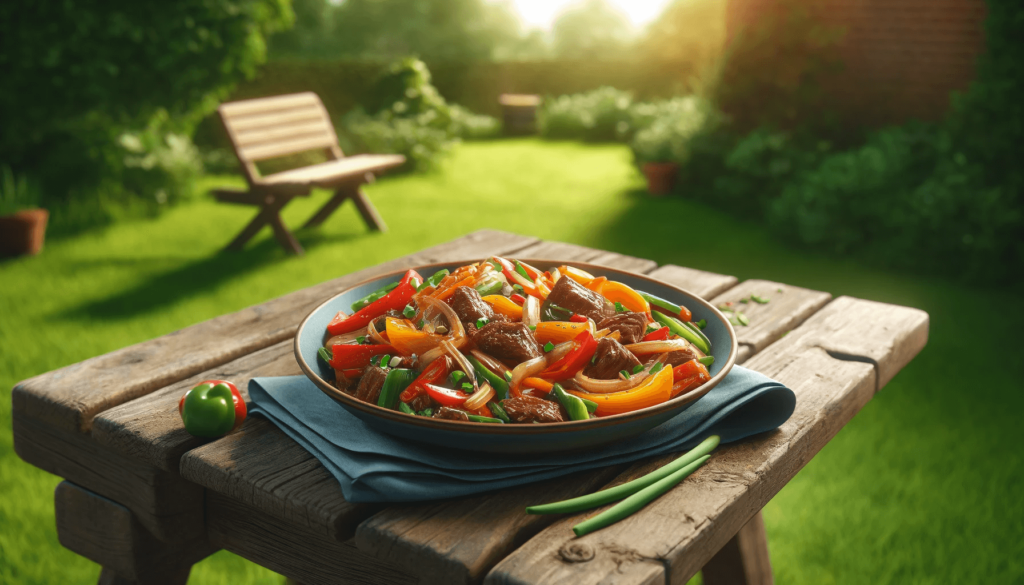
{"left": 506, "top": 0, "right": 675, "bottom": 30}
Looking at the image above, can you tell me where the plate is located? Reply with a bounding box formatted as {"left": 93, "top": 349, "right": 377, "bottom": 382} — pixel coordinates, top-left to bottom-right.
{"left": 294, "top": 260, "right": 737, "bottom": 454}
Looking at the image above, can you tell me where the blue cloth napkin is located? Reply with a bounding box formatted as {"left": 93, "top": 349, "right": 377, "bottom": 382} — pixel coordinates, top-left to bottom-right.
{"left": 248, "top": 366, "right": 795, "bottom": 503}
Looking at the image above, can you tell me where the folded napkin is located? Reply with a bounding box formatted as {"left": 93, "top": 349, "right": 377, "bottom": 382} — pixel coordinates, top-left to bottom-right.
{"left": 248, "top": 366, "right": 795, "bottom": 503}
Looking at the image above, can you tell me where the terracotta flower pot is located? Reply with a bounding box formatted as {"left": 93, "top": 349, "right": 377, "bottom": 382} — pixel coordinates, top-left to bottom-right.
{"left": 0, "top": 208, "right": 49, "bottom": 257}
{"left": 642, "top": 162, "right": 680, "bottom": 196}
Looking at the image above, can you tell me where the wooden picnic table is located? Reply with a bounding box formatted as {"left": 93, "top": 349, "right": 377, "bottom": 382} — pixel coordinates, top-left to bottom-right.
{"left": 12, "top": 230, "right": 929, "bottom": 585}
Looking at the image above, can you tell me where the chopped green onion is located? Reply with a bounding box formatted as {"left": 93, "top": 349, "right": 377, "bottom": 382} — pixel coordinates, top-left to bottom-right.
{"left": 632, "top": 364, "right": 644, "bottom": 374}
{"left": 504, "top": 371, "right": 513, "bottom": 383}
{"left": 461, "top": 382, "right": 475, "bottom": 393}
{"left": 695, "top": 319, "right": 707, "bottom": 329}
{"left": 466, "top": 414, "right": 504, "bottom": 424}
{"left": 318, "top": 347, "right": 333, "bottom": 364}
{"left": 544, "top": 341, "right": 554, "bottom": 352}
{"left": 591, "top": 354, "right": 598, "bottom": 364}
{"left": 449, "top": 371, "right": 467, "bottom": 386}
{"left": 350, "top": 281, "right": 400, "bottom": 312}
{"left": 380, "top": 354, "right": 391, "bottom": 367}
{"left": 699, "top": 356, "right": 715, "bottom": 367}
{"left": 398, "top": 402, "right": 415, "bottom": 415}
{"left": 514, "top": 260, "right": 531, "bottom": 280}
{"left": 403, "top": 304, "right": 416, "bottom": 318}
{"left": 529, "top": 324, "right": 537, "bottom": 331}
{"left": 476, "top": 318, "right": 489, "bottom": 329}
{"left": 739, "top": 298, "right": 749, "bottom": 304}
{"left": 418, "top": 269, "right": 449, "bottom": 291}
{"left": 418, "top": 319, "right": 426, "bottom": 329}
{"left": 619, "top": 370, "right": 630, "bottom": 380}
{"left": 422, "top": 408, "right": 433, "bottom": 417}
{"left": 513, "top": 284, "right": 525, "bottom": 295}
{"left": 356, "top": 336, "right": 366, "bottom": 344}
{"left": 650, "top": 363, "right": 664, "bottom": 375}
{"left": 615, "top": 302, "right": 627, "bottom": 313}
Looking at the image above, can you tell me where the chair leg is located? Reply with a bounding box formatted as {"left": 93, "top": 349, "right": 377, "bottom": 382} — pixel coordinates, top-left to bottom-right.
{"left": 268, "top": 210, "right": 304, "bottom": 256}
{"left": 701, "top": 510, "right": 773, "bottom": 585}
{"left": 303, "top": 188, "right": 351, "bottom": 229}
{"left": 225, "top": 195, "right": 296, "bottom": 253}
{"left": 350, "top": 186, "right": 388, "bottom": 232}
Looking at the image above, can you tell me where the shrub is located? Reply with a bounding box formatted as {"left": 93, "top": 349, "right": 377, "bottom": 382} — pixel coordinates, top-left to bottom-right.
{"left": 629, "top": 97, "right": 719, "bottom": 165}
{"left": 539, "top": 87, "right": 634, "bottom": 141}
{"left": 0, "top": 167, "right": 42, "bottom": 216}
{"left": 449, "top": 105, "right": 502, "bottom": 140}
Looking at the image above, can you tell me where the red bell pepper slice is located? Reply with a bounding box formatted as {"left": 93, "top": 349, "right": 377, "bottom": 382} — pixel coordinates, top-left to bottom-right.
{"left": 327, "top": 270, "right": 422, "bottom": 336}
{"left": 642, "top": 326, "right": 670, "bottom": 342}
{"left": 424, "top": 383, "right": 470, "bottom": 407}
{"left": 539, "top": 330, "right": 598, "bottom": 381}
{"left": 399, "top": 356, "right": 452, "bottom": 403}
{"left": 330, "top": 344, "right": 393, "bottom": 370}
{"left": 509, "top": 293, "right": 527, "bottom": 306}
{"left": 568, "top": 313, "right": 589, "bottom": 323}
{"left": 671, "top": 359, "right": 711, "bottom": 397}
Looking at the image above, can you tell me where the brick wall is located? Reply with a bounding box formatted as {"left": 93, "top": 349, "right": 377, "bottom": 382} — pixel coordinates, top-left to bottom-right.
{"left": 727, "top": 0, "right": 987, "bottom": 126}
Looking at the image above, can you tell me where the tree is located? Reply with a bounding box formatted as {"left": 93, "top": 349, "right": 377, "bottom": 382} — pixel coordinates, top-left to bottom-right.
{"left": 551, "top": 0, "right": 635, "bottom": 60}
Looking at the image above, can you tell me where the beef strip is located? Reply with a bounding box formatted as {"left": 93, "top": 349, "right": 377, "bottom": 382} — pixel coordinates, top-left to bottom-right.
{"left": 597, "top": 312, "right": 648, "bottom": 345}
{"left": 583, "top": 337, "right": 642, "bottom": 380}
{"left": 501, "top": 394, "right": 565, "bottom": 423}
{"left": 471, "top": 321, "right": 543, "bottom": 365}
{"left": 409, "top": 394, "right": 434, "bottom": 412}
{"left": 543, "top": 276, "right": 614, "bottom": 322}
{"left": 656, "top": 346, "right": 703, "bottom": 367}
{"left": 433, "top": 406, "right": 470, "bottom": 421}
{"left": 448, "top": 286, "right": 506, "bottom": 328}
{"left": 353, "top": 365, "right": 389, "bottom": 403}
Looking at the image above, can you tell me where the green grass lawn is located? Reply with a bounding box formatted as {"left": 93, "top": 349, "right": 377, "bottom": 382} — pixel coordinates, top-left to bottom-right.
{"left": 2, "top": 139, "right": 1022, "bottom": 584}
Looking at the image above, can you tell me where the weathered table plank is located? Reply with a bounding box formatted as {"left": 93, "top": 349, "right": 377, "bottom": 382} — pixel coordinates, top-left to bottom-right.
{"left": 352, "top": 259, "right": 775, "bottom": 584}
{"left": 646, "top": 265, "right": 738, "bottom": 300}
{"left": 206, "top": 492, "right": 415, "bottom": 585}
{"left": 12, "top": 229, "right": 539, "bottom": 433}
{"left": 709, "top": 281, "right": 832, "bottom": 364}
{"left": 483, "top": 298, "right": 928, "bottom": 585}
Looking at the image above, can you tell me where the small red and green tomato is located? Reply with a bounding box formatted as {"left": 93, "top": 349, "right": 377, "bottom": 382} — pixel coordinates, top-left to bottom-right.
{"left": 178, "top": 380, "right": 247, "bottom": 438}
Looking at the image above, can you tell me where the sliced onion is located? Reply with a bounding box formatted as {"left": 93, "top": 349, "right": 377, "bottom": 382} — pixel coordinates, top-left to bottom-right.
{"left": 366, "top": 317, "right": 388, "bottom": 346}
{"left": 463, "top": 382, "right": 495, "bottom": 411}
{"left": 326, "top": 330, "right": 363, "bottom": 346}
{"left": 508, "top": 269, "right": 534, "bottom": 289}
{"left": 509, "top": 354, "right": 548, "bottom": 394}
{"left": 550, "top": 267, "right": 562, "bottom": 284}
{"left": 546, "top": 339, "right": 575, "bottom": 364}
{"left": 419, "top": 296, "right": 466, "bottom": 345}
{"left": 573, "top": 354, "right": 667, "bottom": 394}
{"left": 442, "top": 338, "right": 477, "bottom": 390}
{"left": 624, "top": 338, "right": 691, "bottom": 355}
{"left": 470, "top": 349, "right": 510, "bottom": 377}
{"left": 523, "top": 295, "right": 540, "bottom": 327}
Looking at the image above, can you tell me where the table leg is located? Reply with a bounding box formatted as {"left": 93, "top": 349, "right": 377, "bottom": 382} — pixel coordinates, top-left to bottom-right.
{"left": 55, "top": 482, "right": 214, "bottom": 585}
{"left": 700, "top": 510, "right": 774, "bottom": 585}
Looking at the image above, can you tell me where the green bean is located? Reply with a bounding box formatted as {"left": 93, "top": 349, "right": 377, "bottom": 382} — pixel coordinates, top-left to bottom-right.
{"left": 580, "top": 396, "right": 598, "bottom": 414}
{"left": 526, "top": 435, "right": 720, "bottom": 515}
{"left": 398, "top": 402, "right": 415, "bottom": 415}
{"left": 652, "top": 311, "right": 710, "bottom": 354}
{"left": 637, "top": 291, "right": 684, "bottom": 318}
{"left": 551, "top": 383, "right": 589, "bottom": 421}
{"left": 466, "top": 414, "right": 504, "bottom": 424}
{"left": 488, "top": 401, "right": 511, "bottom": 423}
{"left": 682, "top": 320, "right": 713, "bottom": 354}
{"left": 572, "top": 454, "right": 710, "bottom": 537}
{"left": 698, "top": 356, "right": 715, "bottom": 367}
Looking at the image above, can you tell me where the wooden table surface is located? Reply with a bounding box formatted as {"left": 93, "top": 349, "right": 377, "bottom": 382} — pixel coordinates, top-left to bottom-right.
{"left": 12, "top": 230, "right": 929, "bottom": 585}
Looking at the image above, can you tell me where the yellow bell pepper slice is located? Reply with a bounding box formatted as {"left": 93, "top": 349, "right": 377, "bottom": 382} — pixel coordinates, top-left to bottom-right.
{"left": 385, "top": 317, "right": 443, "bottom": 356}
{"left": 534, "top": 321, "right": 593, "bottom": 345}
{"left": 559, "top": 265, "right": 597, "bottom": 286}
{"left": 594, "top": 280, "right": 651, "bottom": 315}
{"left": 568, "top": 365, "right": 673, "bottom": 416}
{"left": 482, "top": 295, "right": 523, "bottom": 320}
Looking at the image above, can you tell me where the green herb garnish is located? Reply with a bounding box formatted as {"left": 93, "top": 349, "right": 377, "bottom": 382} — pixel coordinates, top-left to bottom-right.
{"left": 403, "top": 304, "right": 416, "bottom": 318}
{"left": 418, "top": 319, "right": 425, "bottom": 328}
{"left": 514, "top": 260, "right": 531, "bottom": 280}
{"left": 529, "top": 324, "right": 537, "bottom": 331}
{"left": 615, "top": 302, "right": 627, "bottom": 313}
{"left": 751, "top": 294, "right": 770, "bottom": 304}
{"left": 461, "top": 382, "right": 475, "bottom": 393}
{"left": 504, "top": 371, "right": 513, "bottom": 383}
{"left": 632, "top": 364, "right": 644, "bottom": 374}
{"left": 650, "top": 363, "right": 664, "bottom": 374}
{"left": 544, "top": 341, "right": 554, "bottom": 352}
{"left": 513, "top": 284, "right": 525, "bottom": 295}
{"left": 318, "top": 347, "right": 333, "bottom": 363}
{"left": 449, "top": 371, "right": 467, "bottom": 386}
{"left": 476, "top": 318, "right": 489, "bottom": 329}
{"left": 695, "top": 319, "right": 707, "bottom": 329}
{"left": 619, "top": 370, "right": 630, "bottom": 380}
{"left": 380, "top": 354, "right": 392, "bottom": 367}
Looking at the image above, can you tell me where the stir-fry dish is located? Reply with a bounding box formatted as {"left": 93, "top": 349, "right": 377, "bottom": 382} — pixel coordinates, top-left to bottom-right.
{"left": 319, "top": 258, "right": 715, "bottom": 424}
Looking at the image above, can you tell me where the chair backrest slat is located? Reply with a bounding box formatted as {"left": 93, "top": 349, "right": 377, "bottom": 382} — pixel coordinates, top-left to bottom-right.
{"left": 218, "top": 92, "right": 341, "bottom": 184}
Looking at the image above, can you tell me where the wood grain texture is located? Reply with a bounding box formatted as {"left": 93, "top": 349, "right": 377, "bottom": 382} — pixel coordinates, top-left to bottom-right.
{"left": 92, "top": 340, "right": 298, "bottom": 473}
{"left": 55, "top": 482, "right": 213, "bottom": 583}
{"left": 646, "top": 265, "right": 739, "bottom": 300}
{"left": 513, "top": 240, "right": 658, "bottom": 274}
{"left": 207, "top": 491, "right": 416, "bottom": 585}
{"left": 12, "top": 229, "right": 538, "bottom": 433}
{"left": 701, "top": 511, "right": 773, "bottom": 585}
{"left": 351, "top": 252, "right": 745, "bottom": 584}
{"left": 709, "top": 280, "right": 832, "bottom": 364}
{"left": 180, "top": 416, "right": 375, "bottom": 542}
{"left": 483, "top": 298, "right": 929, "bottom": 585}
{"left": 14, "top": 417, "right": 204, "bottom": 543}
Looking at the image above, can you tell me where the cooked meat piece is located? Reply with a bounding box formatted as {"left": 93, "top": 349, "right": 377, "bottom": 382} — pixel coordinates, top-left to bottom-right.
{"left": 583, "top": 338, "right": 643, "bottom": 380}
{"left": 409, "top": 394, "right": 434, "bottom": 412}
{"left": 471, "top": 321, "right": 543, "bottom": 365}
{"left": 658, "top": 346, "right": 703, "bottom": 367}
{"left": 353, "top": 366, "right": 389, "bottom": 403}
{"left": 501, "top": 395, "right": 566, "bottom": 423}
{"left": 543, "top": 277, "right": 614, "bottom": 322}
{"left": 448, "top": 286, "right": 505, "bottom": 328}
{"left": 333, "top": 372, "right": 353, "bottom": 394}
{"left": 597, "top": 312, "right": 648, "bottom": 345}
{"left": 433, "top": 406, "right": 470, "bottom": 421}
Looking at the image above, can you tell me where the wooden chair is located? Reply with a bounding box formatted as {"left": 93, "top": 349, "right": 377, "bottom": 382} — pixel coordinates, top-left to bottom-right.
{"left": 215, "top": 92, "right": 405, "bottom": 255}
